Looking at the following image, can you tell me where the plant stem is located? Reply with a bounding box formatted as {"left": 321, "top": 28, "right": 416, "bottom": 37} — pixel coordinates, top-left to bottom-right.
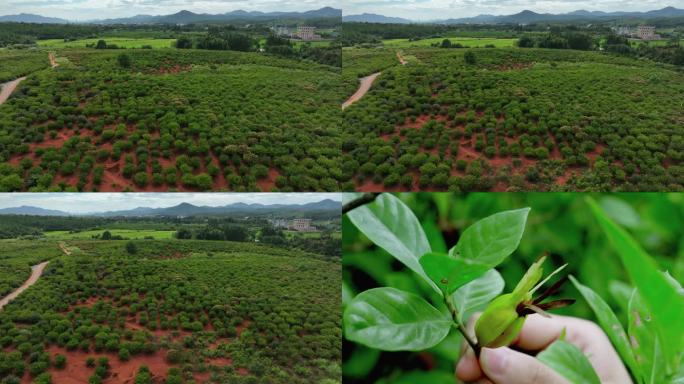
{"left": 445, "top": 293, "right": 481, "bottom": 358}
{"left": 342, "top": 193, "right": 380, "bottom": 214}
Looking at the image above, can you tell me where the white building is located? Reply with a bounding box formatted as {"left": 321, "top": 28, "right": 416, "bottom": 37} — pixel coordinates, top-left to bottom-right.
{"left": 636, "top": 26, "right": 657, "bottom": 40}
{"left": 296, "top": 26, "right": 320, "bottom": 41}
{"left": 292, "top": 218, "right": 316, "bottom": 232}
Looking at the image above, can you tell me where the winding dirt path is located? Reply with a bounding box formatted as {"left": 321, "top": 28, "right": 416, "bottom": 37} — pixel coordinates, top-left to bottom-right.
{"left": 0, "top": 261, "right": 49, "bottom": 310}
{"left": 342, "top": 72, "right": 381, "bottom": 110}
{"left": 49, "top": 52, "right": 58, "bottom": 68}
{"left": 342, "top": 51, "right": 409, "bottom": 110}
{"left": 397, "top": 51, "right": 407, "bottom": 65}
{"left": 0, "top": 76, "right": 26, "bottom": 105}
{"left": 59, "top": 241, "right": 71, "bottom": 255}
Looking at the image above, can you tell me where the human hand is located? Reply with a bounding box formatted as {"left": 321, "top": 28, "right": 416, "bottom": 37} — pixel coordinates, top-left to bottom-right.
{"left": 455, "top": 314, "right": 632, "bottom": 384}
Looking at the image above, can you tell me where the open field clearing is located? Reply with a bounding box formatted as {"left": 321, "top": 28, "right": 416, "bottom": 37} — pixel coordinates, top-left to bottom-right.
{"left": 37, "top": 38, "right": 177, "bottom": 49}
{"left": 382, "top": 37, "right": 518, "bottom": 48}
{"left": 44, "top": 229, "right": 176, "bottom": 239}
{"left": 0, "top": 238, "right": 341, "bottom": 384}
{"left": 342, "top": 47, "right": 684, "bottom": 191}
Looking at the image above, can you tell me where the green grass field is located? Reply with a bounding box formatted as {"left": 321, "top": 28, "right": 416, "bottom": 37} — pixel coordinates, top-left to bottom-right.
{"left": 629, "top": 38, "right": 681, "bottom": 46}
{"left": 37, "top": 37, "right": 176, "bottom": 49}
{"left": 44, "top": 229, "right": 176, "bottom": 239}
{"left": 383, "top": 37, "right": 518, "bottom": 48}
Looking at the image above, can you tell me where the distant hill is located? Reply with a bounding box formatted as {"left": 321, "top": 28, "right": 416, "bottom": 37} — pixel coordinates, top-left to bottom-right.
{"left": 0, "top": 206, "right": 70, "bottom": 216}
{"left": 96, "top": 7, "right": 340, "bottom": 24}
{"left": 343, "top": 13, "right": 412, "bottom": 24}
{"left": 0, "top": 200, "right": 341, "bottom": 217}
{"left": 441, "top": 7, "right": 684, "bottom": 24}
{"left": 342, "top": 6, "right": 684, "bottom": 24}
{"left": 0, "top": 7, "right": 340, "bottom": 25}
{"left": 0, "top": 13, "right": 69, "bottom": 24}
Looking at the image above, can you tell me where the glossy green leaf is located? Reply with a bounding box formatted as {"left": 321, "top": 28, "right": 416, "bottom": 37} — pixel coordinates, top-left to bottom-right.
{"left": 419, "top": 252, "right": 489, "bottom": 294}
{"left": 450, "top": 208, "right": 530, "bottom": 268}
{"left": 344, "top": 287, "right": 452, "bottom": 351}
{"left": 451, "top": 269, "right": 504, "bottom": 324}
{"left": 538, "top": 340, "right": 601, "bottom": 384}
{"left": 570, "top": 276, "right": 641, "bottom": 381}
{"left": 588, "top": 198, "right": 684, "bottom": 365}
{"left": 628, "top": 289, "right": 664, "bottom": 384}
{"left": 346, "top": 193, "right": 439, "bottom": 294}
{"left": 423, "top": 219, "right": 447, "bottom": 254}
{"left": 600, "top": 196, "right": 641, "bottom": 229}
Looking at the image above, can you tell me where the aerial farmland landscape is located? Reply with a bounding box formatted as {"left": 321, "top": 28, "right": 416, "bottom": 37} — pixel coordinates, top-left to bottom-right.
{"left": 341, "top": 5, "right": 684, "bottom": 192}
{"left": 0, "top": 5, "right": 342, "bottom": 192}
{"left": 0, "top": 193, "right": 342, "bottom": 384}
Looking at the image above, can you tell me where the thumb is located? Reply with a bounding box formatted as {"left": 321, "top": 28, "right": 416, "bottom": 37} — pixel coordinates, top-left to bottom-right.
{"left": 480, "top": 347, "right": 570, "bottom": 384}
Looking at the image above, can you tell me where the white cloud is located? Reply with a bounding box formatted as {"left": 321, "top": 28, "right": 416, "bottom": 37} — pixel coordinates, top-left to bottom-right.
{"left": 0, "top": 193, "right": 341, "bottom": 214}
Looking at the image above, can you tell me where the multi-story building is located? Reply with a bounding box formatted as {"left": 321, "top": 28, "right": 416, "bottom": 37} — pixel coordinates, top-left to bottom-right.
{"left": 615, "top": 26, "right": 632, "bottom": 36}
{"left": 636, "top": 26, "right": 656, "bottom": 40}
{"left": 273, "top": 26, "right": 291, "bottom": 37}
{"left": 292, "top": 218, "right": 315, "bottom": 232}
{"left": 297, "top": 26, "right": 317, "bottom": 40}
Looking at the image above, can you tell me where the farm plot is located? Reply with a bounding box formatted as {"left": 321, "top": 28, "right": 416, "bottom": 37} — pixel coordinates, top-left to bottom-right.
{"left": 382, "top": 37, "right": 517, "bottom": 48}
{"left": 37, "top": 38, "right": 177, "bottom": 49}
{"left": 0, "top": 239, "right": 341, "bottom": 384}
{"left": 0, "top": 49, "right": 342, "bottom": 192}
{"left": 341, "top": 47, "right": 684, "bottom": 192}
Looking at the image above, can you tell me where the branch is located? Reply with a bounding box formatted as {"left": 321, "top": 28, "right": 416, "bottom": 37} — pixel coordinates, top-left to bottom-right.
{"left": 445, "top": 293, "right": 481, "bottom": 358}
{"left": 342, "top": 193, "right": 380, "bottom": 215}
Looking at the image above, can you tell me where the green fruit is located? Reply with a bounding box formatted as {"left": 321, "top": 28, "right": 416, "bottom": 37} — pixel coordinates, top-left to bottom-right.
{"left": 475, "top": 256, "right": 547, "bottom": 348}
{"left": 475, "top": 293, "right": 521, "bottom": 348}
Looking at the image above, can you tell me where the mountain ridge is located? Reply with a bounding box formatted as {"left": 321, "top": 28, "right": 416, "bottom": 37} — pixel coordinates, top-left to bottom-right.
{"left": 0, "top": 7, "right": 341, "bottom": 25}
{"left": 343, "top": 6, "right": 684, "bottom": 24}
{"left": 0, "top": 199, "right": 341, "bottom": 217}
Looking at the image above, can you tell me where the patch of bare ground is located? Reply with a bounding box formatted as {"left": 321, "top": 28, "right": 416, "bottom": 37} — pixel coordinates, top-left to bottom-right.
{"left": 42, "top": 345, "right": 173, "bottom": 384}
{"left": 256, "top": 168, "right": 280, "bottom": 191}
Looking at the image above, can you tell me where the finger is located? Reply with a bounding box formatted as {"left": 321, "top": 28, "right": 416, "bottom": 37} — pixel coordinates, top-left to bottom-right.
{"left": 513, "top": 314, "right": 600, "bottom": 351}
{"left": 455, "top": 347, "right": 483, "bottom": 382}
{"left": 480, "top": 347, "right": 570, "bottom": 384}
{"left": 514, "top": 315, "right": 632, "bottom": 383}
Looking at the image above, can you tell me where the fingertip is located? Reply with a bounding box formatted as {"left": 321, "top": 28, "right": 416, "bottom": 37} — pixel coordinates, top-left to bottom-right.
{"left": 456, "top": 348, "right": 482, "bottom": 382}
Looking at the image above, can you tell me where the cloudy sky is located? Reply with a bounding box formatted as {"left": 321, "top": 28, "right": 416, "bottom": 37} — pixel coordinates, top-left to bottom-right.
{"left": 0, "top": 193, "right": 341, "bottom": 214}
{"left": 0, "top": 0, "right": 338, "bottom": 21}
{"left": 342, "top": 0, "right": 683, "bottom": 20}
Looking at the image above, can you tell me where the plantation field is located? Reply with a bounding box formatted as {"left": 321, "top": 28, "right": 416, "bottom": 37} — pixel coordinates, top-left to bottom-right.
{"left": 383, "top": 37, "right": 517, "bottom": 48}
{"left": 341, "top": 47, "right": 684, "bottom": 192}
{"left": 44, "top": 229, "right": 176, "bottom": 239}
{"left": 0, "top": 50, "right": 49, "bottom": 83}
{"left": 0, "top": 240, "right": 62, "bottom": 298}
{"left": 0, "top": 238, "right": 341, "bottom": 384}
{"left": 0, "top": 48, "right": 343, "bottom": 192}
{"left": 37, "top": 38, "right": 177, "bottom": 49}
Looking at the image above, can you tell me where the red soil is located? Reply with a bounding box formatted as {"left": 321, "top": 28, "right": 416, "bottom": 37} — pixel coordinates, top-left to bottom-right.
{"left": 236, "top": 320, "right": 250, "bottom": 337}
{"left": 256, "top": 168, "right": 279, "bottom": 191}
{"left": 39, "top": 345, "right": 173, "bottom": 384}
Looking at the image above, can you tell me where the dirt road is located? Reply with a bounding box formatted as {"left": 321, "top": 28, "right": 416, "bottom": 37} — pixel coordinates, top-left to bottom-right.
{"left": 49, "top": 52, "right": 58, "bottom": 68}
{"left": 342, "top": 51, "right": 409, "bottom": 110}
{"left": 397, "top": 51, "right": 407, "bottom": 65}
{"left": 0, "top": 261, "right": 49, "bottom": 310}
{"left": 59, "top": 241, "right": 71, "bottom": 255}
{"left": 342, "top": 72, "right": 381, "bottom": 110}
{"left": 0, "top": 76, "right": 26, "bottom": 105}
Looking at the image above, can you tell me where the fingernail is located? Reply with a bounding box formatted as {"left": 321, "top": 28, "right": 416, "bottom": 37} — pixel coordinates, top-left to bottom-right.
{"left": 482, "top": 348, "right": 508, "bottom": 374}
